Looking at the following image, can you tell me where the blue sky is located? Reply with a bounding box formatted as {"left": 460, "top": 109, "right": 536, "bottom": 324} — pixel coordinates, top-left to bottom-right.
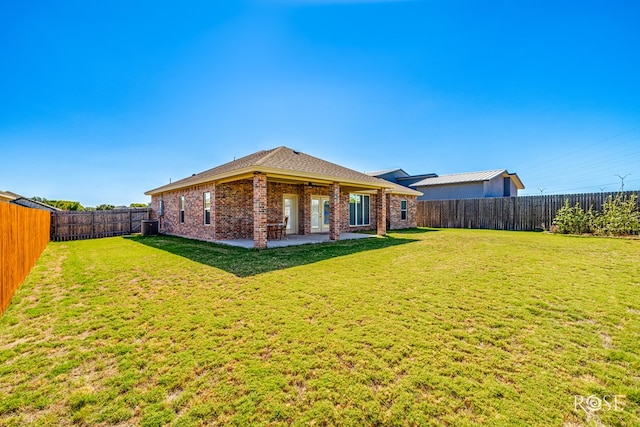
{"left": 1, "top": 0, "right": 639, "bottom": 206}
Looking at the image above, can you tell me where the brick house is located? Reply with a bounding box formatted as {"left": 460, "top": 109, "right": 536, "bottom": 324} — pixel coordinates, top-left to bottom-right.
{"left": 145, "top": 146, "right": 422, "bottom": 248}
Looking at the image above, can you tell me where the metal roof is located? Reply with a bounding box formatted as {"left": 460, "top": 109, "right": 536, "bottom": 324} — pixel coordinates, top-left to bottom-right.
{"left": 410, "top": 169, "right": 524, "bottom": 189}
{"left": 12, "top": 198, "right": 61, "bottom": 211}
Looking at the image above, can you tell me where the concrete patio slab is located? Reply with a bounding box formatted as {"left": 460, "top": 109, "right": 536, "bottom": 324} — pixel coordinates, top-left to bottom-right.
{"left": 218, "top": 232, "right": 375, "bottom": 249}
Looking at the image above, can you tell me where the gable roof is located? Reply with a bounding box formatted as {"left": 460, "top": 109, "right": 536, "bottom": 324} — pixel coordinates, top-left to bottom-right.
{"left": 146, "top": 146, "right": 422, "bottom": 196}
{"left": 410, "top": 169, "right": 524, "bottom": 189}
{"left": 0, "top": 190, "right": 22, "bottom": 202}
{"left": 12, "top": 197, "right": 61, "bottom": 212}
{"left": 396, "top": 173, "right": 439, "bottom": 182}
{"left": 365, "top": 168, "right": 409, "bottom": 178}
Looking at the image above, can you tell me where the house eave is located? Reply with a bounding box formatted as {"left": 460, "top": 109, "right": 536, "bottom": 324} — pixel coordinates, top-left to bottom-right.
{"left": 386, "top": 187, "right": 423, "bottom": 196}
{"left": 145, "top": 166, "right": 422, "bottom": 196}
{"left": 505, "top": 173, "right": 525, "bottom": 190}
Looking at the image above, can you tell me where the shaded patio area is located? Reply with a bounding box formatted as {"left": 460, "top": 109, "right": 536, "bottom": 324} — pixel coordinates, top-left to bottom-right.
{"left": 127, "top": 229, "right": 427, "bottom": 276}
{"left": 218, "top": 232, "right": 375, "bottom": 249}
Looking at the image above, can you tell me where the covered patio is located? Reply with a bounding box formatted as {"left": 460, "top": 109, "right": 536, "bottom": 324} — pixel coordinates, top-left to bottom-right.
{"left": 217, "top": 232, "right": 376, "bottom": 249}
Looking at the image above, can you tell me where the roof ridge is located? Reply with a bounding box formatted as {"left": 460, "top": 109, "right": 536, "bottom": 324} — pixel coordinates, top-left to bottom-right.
{"left": 437, "top": 169, "right": 505, "bottom": 177}
{"left": 254, "top": 146, "right": 287, "bottom": 166}
{"left": 365, "top": 168, "right": 404, "bottom": 175}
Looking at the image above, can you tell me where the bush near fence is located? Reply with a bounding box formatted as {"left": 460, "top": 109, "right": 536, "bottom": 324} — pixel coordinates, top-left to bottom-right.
{"left": 416, "top": 191, "right": 640, "bottom": 231}
{"left": 0, "top": 203, "right": 50, "bottom": 315}
{"left": 552, "top": 194, "right": 640, "bottom": 235}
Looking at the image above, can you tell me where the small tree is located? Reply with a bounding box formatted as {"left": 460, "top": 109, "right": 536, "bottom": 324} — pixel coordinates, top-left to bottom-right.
{"left": 47, "top": 200, "right": 85, "bottom": 211}
{"left": 130, "top": 203, "right": 148, "bottom": 208}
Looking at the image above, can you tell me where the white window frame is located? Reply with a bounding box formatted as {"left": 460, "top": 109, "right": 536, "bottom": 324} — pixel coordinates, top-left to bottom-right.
{"left": 400, "top": 199, "right": 407, "bottom": 221}
{"left": 203, "top": 192, "right": 211, "bottom": 225}
{"left": 179, "top": 196, "right": 185, "bottom": 224}
{"left": 282, "top": 194, "right": 298, "bottom": 233}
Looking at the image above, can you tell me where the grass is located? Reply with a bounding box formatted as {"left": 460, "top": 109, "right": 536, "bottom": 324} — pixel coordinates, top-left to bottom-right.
{"left": 0, "top": 228, "right": 639, "bottom": 426}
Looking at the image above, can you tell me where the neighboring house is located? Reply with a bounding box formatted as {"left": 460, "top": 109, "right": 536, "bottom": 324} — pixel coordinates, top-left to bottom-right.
{"left": 0, "top": 190, "right": 21, "bottom": 203}
{"left": 0, "top": 190, "right": 59, "bottom": 211}
{"left": 368, "top": 169, "right": 524, "bottom": 201}
{"left": 11, "top": 197, "right": 60, "bottom": 212}
{"left": 145, "top": 146, "right": 422, "bottom": 249}
{"left": 366, "top": 169, "right": 438, "bottom": 188}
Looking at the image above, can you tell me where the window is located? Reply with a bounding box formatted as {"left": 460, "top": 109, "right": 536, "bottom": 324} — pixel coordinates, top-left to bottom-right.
{"left": 400, "top": 199, "right": 407, "bottom": 220}
{"left": 349, "top": 194, "right": 370, "bottom": 226}
{"left": 503, "top": 177, "right": 511, "bottom": 197}
{"left": 203, "top": 192, "right": 211, "bottom": 225}
{"left": 179, "top": 196, "right": 185, "bottom": 224}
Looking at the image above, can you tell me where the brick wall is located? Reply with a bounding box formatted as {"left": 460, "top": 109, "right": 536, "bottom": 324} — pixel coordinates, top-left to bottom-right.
{"left": 150, "top": 183, "right": 217, "bottom": 241}
{"left": 149, "top": 180, "right": 411, "bottom": 241}
{"left": 151, "top": 181, "right": 253, "bottom": 241}
{"left": 338, "top": 191, "right": 378, "bottom": 233}
{"left": 387, "top": 194, "right": 417, "bottom": 229}
{"left": 211, "top": 180, "right": 253, "bottom": 239}
{"left": 266, "top": 182, "right": 305, "bottom": 225}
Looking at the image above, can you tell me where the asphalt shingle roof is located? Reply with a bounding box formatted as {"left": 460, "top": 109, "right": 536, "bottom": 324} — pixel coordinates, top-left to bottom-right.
{"left": 146, "top": 146, "right": 422, "bottom": 196}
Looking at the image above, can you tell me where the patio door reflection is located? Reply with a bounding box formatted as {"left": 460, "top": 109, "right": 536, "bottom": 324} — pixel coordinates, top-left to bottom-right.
{"left": 311, "top": 196, "right": 330, "bottom": 233}
{"left": 283, "top": 195, "right": 298, "bottom": 234}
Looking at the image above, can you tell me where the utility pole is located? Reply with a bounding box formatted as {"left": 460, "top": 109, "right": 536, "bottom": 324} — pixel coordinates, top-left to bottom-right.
{"left": 615, "top": 174, "right": 631, "bottom": 192}
{"left": 537, "top": 188, "right": 546, "bottom": 195}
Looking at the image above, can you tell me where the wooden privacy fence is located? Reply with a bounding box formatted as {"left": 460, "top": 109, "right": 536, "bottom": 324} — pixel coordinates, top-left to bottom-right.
{"left": 1, "top": 203, "right": 50, "bottom": 315}
{"left": 50, "top": 208, "right": 150, "bottom": 241}
{"left": 416, "top": 191, "right": 640, "bottom": 231}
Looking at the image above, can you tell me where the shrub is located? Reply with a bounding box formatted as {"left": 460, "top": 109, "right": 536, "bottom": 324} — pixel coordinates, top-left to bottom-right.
{"left": 552, "top": 194, "right": 640, "bottom": 236}
{"left": 591, "top": 194, "right": 640, "bottom": 236}
{"left": 552, "top": 200, "right": 590, "bottom": 234}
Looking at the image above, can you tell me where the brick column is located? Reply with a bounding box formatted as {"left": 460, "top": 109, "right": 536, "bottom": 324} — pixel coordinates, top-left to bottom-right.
{"left": 377, "top": 188, "right": 387, "bottom": 236}
{"left": 302, "top": 185, "right": 312, "bottom": 235}
{"left": 329, "top": 182, "right": 340, "bottom": 241}
{"left": 253, "top": 173, "right": 267, "bottom": 249}
{"left": 211, "top": 183, "right": 217, "bottom": 240}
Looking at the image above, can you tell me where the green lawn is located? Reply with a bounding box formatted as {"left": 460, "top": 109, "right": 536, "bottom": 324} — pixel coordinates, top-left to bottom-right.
{"left": 1, "top": 229, "right": 639, "bottom": 426}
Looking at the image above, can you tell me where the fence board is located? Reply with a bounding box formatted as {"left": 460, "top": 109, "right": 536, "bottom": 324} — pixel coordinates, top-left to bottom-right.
{"left": 416, "top": 191, "right": 640, "bottom": 231}
{"left": 1, "top": 203, "right": 50, "bottom": 315}
{"left": 50, "top": 209, "right": 150, "bottom": 241}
